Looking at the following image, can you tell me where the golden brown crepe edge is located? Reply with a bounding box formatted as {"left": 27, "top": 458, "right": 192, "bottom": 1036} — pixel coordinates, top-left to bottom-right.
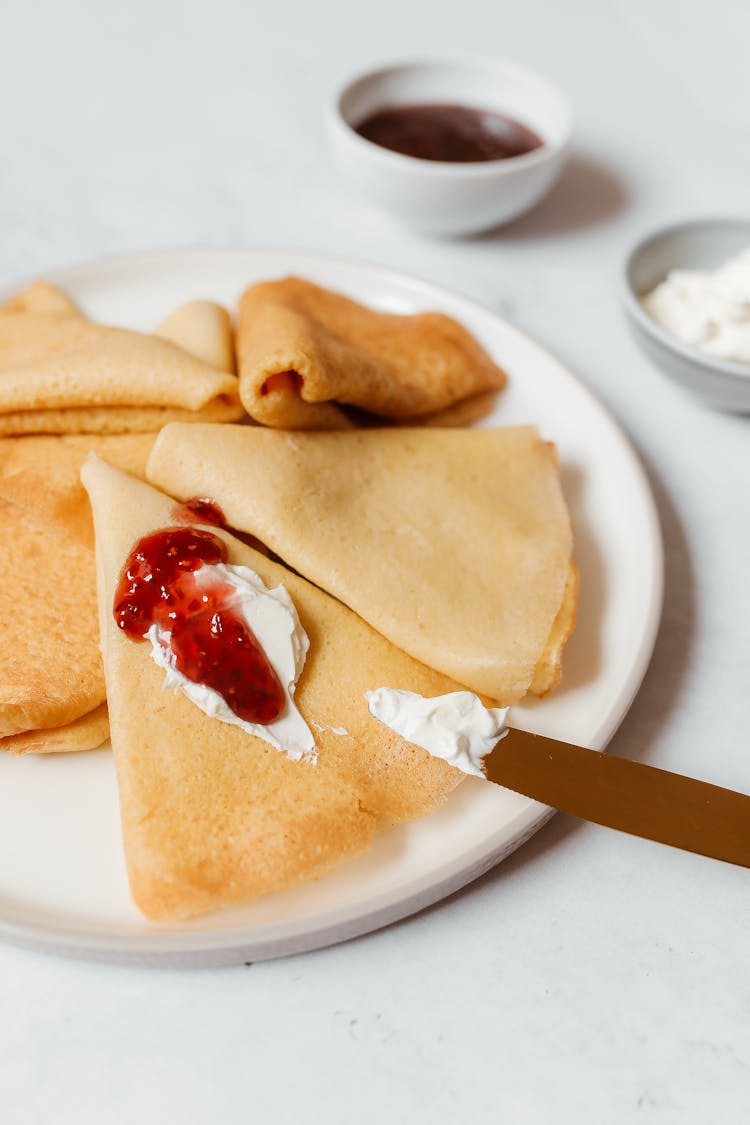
{"left": 529, "top": 562, "right": 578, "bottom": 697}
{"left": 0, "top": 703, "right": 109, "bottom": 755}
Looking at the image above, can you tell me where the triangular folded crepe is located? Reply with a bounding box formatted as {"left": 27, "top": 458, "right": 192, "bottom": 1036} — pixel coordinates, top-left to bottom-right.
{"left": 147, "top": 424, "right": 575, "bottom": 704}
{"left": 0, "top": 434, "right": 154, "bottom": 751}
{"left": 237, "top": 276, "right": 506, "bottom": 429}
{"left": 82, "top": 459, "right": 467, "bottom": 920}
{"left": 0, "top": 282, "right": 243, "bottom": 434}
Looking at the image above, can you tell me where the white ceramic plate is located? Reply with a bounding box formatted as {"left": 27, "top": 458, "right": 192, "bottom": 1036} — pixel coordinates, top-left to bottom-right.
{"left": 0, "top": 249, "right": 662, "bottom": 966}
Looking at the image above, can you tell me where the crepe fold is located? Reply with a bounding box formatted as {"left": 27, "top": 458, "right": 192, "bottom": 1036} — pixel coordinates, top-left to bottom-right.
{"left": 155, "top": 300, "right": 236, "bottom": 374}
{"left": 0, "top": 434, "right": 154, "bottom": 752}
{"left": 0, "top": 283, "right": 243, "bottom": 434}
{"left": 237, "top": 276, "right": 506, "bottom": 429}
{"left": 81, "top": 458, "right": 469, "bottom": 921}
{"left": 1, "top": 704, "right": 110, "bottom": 756}
{"left": 148, "top": 424, "right": 576, "bottom": 704}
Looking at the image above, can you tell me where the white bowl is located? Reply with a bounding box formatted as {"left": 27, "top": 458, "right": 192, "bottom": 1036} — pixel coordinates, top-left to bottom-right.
{"left": 623, "top": 218, "right": 750, "bottom": 413}
{"left": 328, "top": 58, "right": 572, "bottom": 236}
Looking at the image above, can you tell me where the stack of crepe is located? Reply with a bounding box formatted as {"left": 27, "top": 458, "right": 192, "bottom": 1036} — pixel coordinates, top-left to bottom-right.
{"left": 0, "top": 271, "right": 577, "bottom": 924}
{"left": 0, "top": 276, "right": 507, "bottom": 435}
{"left": 0, "top": 291, "right": 238, "bottom": 753}
{"left": 0, "top": 283, "right": 242, "bottom": 434}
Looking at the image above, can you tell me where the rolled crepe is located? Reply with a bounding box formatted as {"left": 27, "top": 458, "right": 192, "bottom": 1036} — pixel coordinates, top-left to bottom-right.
{"left": 0, "top": 282, "right": 243, "bottom": 434}
{"left": 82, "top": 459, "right": 468, "bottom": 921}
{"left": 237, "top": 276, "right": 506, "bottom": 429}
{"left": 147, "top": 424, "right": 576, "bottom": 704}
{"left": 0, "top": 434, "right": 154, "bottom": 749}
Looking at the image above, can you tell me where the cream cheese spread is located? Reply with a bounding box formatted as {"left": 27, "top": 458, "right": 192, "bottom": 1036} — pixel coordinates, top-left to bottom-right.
{"left": 147, "top": 562, "right": 316, "bottom": 762}
{"left": 642, "top": 247, "right": 750, "bottom": 363}
{"left": 365, "top": 688, "right": 508, "bottom": 778}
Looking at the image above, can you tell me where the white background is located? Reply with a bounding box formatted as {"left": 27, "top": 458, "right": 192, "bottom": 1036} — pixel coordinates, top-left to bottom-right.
{"left": 1, "top": 0, "right": 749, "bottom": 1122}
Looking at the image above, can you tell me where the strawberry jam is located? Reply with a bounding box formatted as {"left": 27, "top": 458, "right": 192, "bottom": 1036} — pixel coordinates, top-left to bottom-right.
{"left": 172, "top": 497, "right": 226, "bottom": 527}
{"left": 113, "top": 527, "right": 285, "bottom": 725}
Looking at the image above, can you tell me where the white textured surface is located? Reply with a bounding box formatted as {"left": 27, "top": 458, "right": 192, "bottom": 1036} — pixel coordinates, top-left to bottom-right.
{"left": 1, "top": 0, "right": 749, "bottom": 1122}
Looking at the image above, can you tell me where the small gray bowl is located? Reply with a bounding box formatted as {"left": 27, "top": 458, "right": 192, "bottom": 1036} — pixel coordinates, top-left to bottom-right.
{"left": 623, "top": 217, "right": 750, "bottom": 413}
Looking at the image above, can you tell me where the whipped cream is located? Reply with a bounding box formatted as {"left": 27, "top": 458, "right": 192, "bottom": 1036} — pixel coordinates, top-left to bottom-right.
{"left": 642, "top": 247, "right": 750, "bottom": 363}
{"left": 365, "top": 688, "right": 508, "bottom": 778}
{"left": 147, "top": 562, "right": 316, "bottom": 762}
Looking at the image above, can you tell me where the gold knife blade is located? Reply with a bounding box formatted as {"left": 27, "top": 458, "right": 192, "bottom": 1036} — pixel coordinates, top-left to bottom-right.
{"left": 485, "top": 728, "right": 750, "bottom": 867}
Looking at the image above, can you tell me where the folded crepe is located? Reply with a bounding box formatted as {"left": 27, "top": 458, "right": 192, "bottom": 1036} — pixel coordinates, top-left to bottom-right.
{"left": 156, "top": 300, "right": 236, "bottom": 374}
{"left": 0, "top": 434, "right": 154, "bottom": 753}
{"left": 147, "top": 424, "right": 576, "bottom": 704}
{"left": 1, "top": 704, "right": 110, "bottom": 756}
{"left": 81, "top": 458, "right": 469, "bottom": 920}
{"left": 237, "top": 276, "right": 506, "bottom": 429}
{"left": 0, "top": 282, "right": 243, "bottom": 434}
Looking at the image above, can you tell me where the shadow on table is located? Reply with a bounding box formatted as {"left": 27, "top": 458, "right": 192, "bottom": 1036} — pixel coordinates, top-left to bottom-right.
{"left": 465, "top": 149, "right": 630, "bottom": 242}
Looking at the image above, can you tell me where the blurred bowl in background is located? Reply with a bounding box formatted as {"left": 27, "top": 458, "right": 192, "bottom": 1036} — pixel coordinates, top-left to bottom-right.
{"left": 623, "top": 217, "right": 750, "bottom": 414}
{"left": 328, "top": 58, "right": 571, "bottom": 236}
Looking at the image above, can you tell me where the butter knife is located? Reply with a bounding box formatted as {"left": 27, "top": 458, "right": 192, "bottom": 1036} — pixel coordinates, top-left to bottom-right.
{"left": 484, "top": 728, "right": 750, "bottom": 867}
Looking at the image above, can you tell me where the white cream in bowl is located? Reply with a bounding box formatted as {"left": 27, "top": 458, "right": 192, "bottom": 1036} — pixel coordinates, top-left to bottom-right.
{"left": 642, "top": 247, "right": 750, "bottom": 364}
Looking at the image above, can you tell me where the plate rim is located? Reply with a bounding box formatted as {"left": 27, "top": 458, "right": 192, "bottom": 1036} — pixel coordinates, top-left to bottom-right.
{"left": 0, "top": 245, "right": 664, "bottom": 964}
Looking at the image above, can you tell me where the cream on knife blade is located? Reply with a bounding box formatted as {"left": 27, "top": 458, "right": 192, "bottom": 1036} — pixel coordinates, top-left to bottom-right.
{"left": 367, "top": 688, "right": 750, "bottom": 869}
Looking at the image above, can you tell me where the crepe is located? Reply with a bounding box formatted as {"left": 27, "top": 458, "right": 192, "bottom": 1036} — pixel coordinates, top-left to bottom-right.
{"left": 0, "top": 498, "right": 103, "bottom": 739}
{"left": 0, "top": 433, "right": 156, "bottom": 549}
{"left": 402, "top": 388, "right": 501, "bottom": 429}
{"left": 0, "top": 704, "right": 109, "bottom": 756}
{"left": 147, "top": 424, "right": 575, "bottom": 704}
{"left": 0, "top": 286, "right": 237, "bottom": 752}
{"left": 0, "top": 282, "right": 243, "bottom": 434}
{"left": 0, "top": 434, "right": 154, "bottom": 751}
{"left": 237, "top": 276, "right": 506, "bottom": 429}
{"left": 3, "top": 283, "right": 78, "bottom": 316}
{"left": 156, "top": 300, "right": 236, "bottom": 373}
{"left": 82, "top": 458, "right": 469, "bottom": 920}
